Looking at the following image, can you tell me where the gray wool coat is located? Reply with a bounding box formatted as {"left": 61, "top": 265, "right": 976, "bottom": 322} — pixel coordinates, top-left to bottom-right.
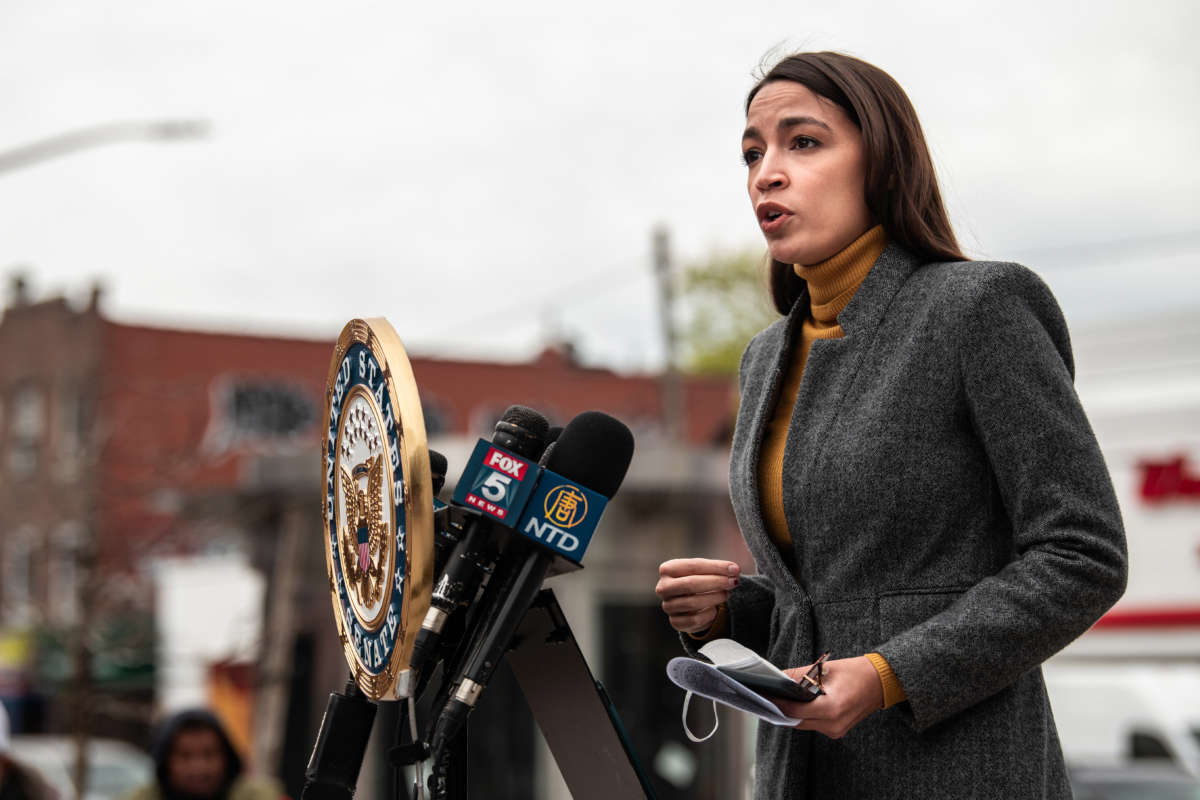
{"left": 695, "top": 244, "right": 1128, "bottom": 799}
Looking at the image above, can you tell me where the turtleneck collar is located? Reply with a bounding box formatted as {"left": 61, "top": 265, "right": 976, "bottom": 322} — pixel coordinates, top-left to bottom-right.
{"left": 793, "top": 225, "right": 887, "bottom": 326}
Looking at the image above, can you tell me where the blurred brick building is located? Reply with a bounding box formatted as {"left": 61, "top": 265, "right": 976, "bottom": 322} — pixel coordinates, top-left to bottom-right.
{"left": 0, "top": 277, "right": 748, "bottom": 799}
{"left": 0, "top": 278, "right": 735, "bottom": 589}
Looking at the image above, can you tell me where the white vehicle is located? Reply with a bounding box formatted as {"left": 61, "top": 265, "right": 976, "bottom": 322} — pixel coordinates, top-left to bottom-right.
{"left": 1069, "top": 763, "right": 1200, "bottom": 800}
{"left": 8, "top": 735, "right": 153, "bottom": 800}
{"left": 1044, "top": 662, "right": 1200, "bottom": 777}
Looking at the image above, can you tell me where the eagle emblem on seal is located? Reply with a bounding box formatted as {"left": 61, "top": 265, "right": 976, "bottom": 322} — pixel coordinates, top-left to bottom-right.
{"left": 339, "top": 453, "right": 387, "bottom": 606}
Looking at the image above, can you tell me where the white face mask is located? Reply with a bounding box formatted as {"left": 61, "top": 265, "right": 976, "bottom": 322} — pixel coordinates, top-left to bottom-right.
{"left": 682, "top": 691, "right": 720, "bottom": 743}
{"left": 667, "top": 638, "right": 806, "bottom": 743}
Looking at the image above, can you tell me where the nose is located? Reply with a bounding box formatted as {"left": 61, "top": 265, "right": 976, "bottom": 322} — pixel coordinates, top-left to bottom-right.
{"left": 753, "top": 151, "right": 788, "bottom": 193}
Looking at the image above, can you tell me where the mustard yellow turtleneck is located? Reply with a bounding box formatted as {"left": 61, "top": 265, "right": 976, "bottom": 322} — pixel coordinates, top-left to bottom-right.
{"left": 693, "top": 225, "right": 907, "bottom": 711}
{"left": 756, "top": 224, "right": 887, "bottom": 556}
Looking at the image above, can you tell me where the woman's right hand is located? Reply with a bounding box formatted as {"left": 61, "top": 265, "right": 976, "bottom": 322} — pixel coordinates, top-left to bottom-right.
{"left": 655, "top": 558, "right": 741, "bottom": 634}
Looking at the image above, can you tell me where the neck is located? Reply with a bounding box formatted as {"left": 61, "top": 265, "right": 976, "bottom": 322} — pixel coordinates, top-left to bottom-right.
{"left": 794, "top": 225, "right": 887, "bottom": 325}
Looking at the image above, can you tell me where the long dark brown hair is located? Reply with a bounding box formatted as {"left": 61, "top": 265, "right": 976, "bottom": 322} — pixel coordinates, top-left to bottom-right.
{"left": 747, "top": 52, "right": 966, "bottom": 313}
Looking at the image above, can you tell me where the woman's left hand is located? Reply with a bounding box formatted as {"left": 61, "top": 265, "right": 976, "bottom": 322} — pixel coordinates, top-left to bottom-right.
{"left": 775, "top": 656, "right": 884, "bottom": 739}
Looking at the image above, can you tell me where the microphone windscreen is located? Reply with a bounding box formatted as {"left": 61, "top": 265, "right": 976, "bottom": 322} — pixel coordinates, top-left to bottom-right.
{"left": 492, "top": 405, "right": 551, "bottom": 460}
{"left": 428, "top": 449, "right": 448, "bottom": 494}
{"left": 500, "top": 405, "right": 550, "bottom": 439}
{"left": 545, "top": 411, "right": 634, "bottom": 498}
{"left": 536, "top": 426, "right": 565, "bottom": 467}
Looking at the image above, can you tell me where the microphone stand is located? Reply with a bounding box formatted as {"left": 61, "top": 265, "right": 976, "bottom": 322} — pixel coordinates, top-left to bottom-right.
{"left": 387, "top": 685, "right": 469, "bottom": 800}
{"left": 300, "top": 665, "right": 470, "bottom": 800}
{"left": 389, "top": 548, "right": 507, "bottom": 800}
{"left": 385, "top": 588, "right": 656, "bottom": 800}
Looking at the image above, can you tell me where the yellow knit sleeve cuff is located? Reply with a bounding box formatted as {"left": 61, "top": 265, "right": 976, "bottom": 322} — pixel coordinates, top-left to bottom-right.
{"left": 865, "top": 652, "right": 907, "bottom": 709}
{"left": 688, "top": 602, "right": 729, "bottom": 641}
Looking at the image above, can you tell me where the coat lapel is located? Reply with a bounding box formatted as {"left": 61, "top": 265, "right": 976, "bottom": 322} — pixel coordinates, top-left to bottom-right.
{"left": 780, "top": 244, "right": 923, "bottom": 584}
{"left": 732, "top": 244, "right": 923, "bottom": 594}
{"left": 731, "top": 288, "right": 810, "bottom": 591}
{"left": 829, "top": 242, "right": 923, "bottom": 340}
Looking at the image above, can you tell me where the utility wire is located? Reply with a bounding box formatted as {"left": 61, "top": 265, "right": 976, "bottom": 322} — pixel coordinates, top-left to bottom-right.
{"left": 421, "top": 227, "right": 1200, "bottom": 348}
{"left": 425, "top": 261, "right": 651, "bottom": 339}
{"left": 999, "top": 229, "right": 1200, "bottom": 270}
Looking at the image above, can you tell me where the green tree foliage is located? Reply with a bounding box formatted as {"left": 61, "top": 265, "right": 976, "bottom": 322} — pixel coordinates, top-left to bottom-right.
{"left": 679, "top": 248, "right": 777, "bottom": 376}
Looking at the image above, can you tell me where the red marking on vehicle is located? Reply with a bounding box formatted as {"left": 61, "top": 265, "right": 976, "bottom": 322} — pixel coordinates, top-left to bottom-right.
{"left": 1093, "top": 607, "right": 1200, "bottom": 629}
{"left": 485, "top": 447, "right": 527, "bottom": 481}
{"left": 1138, "top": 456, "right": 1200, "bottom": 503}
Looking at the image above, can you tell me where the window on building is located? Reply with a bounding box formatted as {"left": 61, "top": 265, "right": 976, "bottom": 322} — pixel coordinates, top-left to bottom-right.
{"left": 602, "top": 601, "right": 734, "bottom": 800}
{"left": 469, "top": 405, "right": 512, "bottom": 438}
{"left": 54, "top": 383, "right": 86, "bottom": 480}
{"left": 2, "top": 527, "right": 37, "bottom": 626}
{"left": 7, "top": 384, "right": 44, "bottom": 477}
{"left": 204, "top": 379, "right": 317, "bottom": 452}
{"left": 49, "top": 523, "right": 83, "bottom": 626}
{"left": 421, "top": 396, "right": 451, "bottom": 436}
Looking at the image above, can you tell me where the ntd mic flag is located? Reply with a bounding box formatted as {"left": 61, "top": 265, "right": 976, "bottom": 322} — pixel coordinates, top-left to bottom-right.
{"left": 515, "top": 470, "right": 608, "bottom": 563}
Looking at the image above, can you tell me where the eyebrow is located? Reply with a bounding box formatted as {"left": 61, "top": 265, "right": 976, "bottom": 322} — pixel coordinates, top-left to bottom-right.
{"left": 742, "top": 116, "right": 834, "bottom": 142}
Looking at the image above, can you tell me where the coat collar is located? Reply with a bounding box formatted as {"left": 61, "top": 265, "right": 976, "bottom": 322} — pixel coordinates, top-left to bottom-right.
{"left": 793, "top": 241, "right": 923, "bottom": 339}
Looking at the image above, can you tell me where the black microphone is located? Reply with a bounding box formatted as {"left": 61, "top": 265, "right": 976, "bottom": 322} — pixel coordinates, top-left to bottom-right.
{"left": 428, "top": 411, "right": 634, "bottom": 760}
{"left": 429, "top": 449, "right": 448, "bottom": 496}
{"left": 300, "top": 679, "right": 376, "bottom": 800}
{"left": 492, "top": 405, "right": 552, "bottom": 460}
{"left": 409, "top": 406, "right": 550, "bottom": 675}
{"left": 428, "top": 449, "right": 462, "bottom": 581}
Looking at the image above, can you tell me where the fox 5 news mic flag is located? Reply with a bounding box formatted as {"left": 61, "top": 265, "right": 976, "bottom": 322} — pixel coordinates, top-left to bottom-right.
{"left": 452, "top": 441, "right": 609, "bottom": 564}
{"left": 321, "top": 318, "right": 434, "bottom": 700}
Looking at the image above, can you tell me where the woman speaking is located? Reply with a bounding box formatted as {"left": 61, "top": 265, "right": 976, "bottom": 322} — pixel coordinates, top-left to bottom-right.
{"left": 655, "top": 52, "right": 1126, "bottom": 799}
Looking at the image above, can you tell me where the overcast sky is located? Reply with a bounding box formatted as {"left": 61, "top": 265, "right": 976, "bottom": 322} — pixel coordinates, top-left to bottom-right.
{"left": 0, "top": 0, "right": 1196, "bottom": 371}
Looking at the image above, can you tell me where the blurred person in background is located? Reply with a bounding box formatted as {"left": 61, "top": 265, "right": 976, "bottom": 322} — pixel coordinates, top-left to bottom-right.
{"left": 121, "top": 710, "right": 281, "bottom": 800}
{"left": 0, "top": 703, "right": 57, "bottom": 800}
{"left": 656, "top": 51, "right": 1127, "bottom": 798}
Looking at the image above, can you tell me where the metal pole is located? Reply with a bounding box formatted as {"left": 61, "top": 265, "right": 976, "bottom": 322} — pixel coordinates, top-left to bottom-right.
{"left": 254, "top": 503, "right": 305, "bottom": 775}
{"left": 653, "top": 225, "right": 683, "bottom": 442}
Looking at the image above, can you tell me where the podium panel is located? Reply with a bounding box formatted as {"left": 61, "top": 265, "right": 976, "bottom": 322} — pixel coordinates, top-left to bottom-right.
{"left": 507, "top": 591, "right": 657, "bottom": 800}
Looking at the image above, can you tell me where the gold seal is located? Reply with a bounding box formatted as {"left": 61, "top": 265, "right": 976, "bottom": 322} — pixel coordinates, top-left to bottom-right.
{"left": 321, "top": 318, "right": 433, "bottom": 700}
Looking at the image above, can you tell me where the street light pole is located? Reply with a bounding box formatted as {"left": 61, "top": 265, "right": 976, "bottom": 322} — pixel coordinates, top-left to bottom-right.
{"left": 0, "top": 119, "right": 209, "bottom": 176}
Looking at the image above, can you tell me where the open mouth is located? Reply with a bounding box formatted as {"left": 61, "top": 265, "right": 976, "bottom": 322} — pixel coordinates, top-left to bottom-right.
{"left": 757, "top": 203, "right": 792, "bottom": 226}
{"left": 757, "top": 204, "right": 792, "bottom": 231}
